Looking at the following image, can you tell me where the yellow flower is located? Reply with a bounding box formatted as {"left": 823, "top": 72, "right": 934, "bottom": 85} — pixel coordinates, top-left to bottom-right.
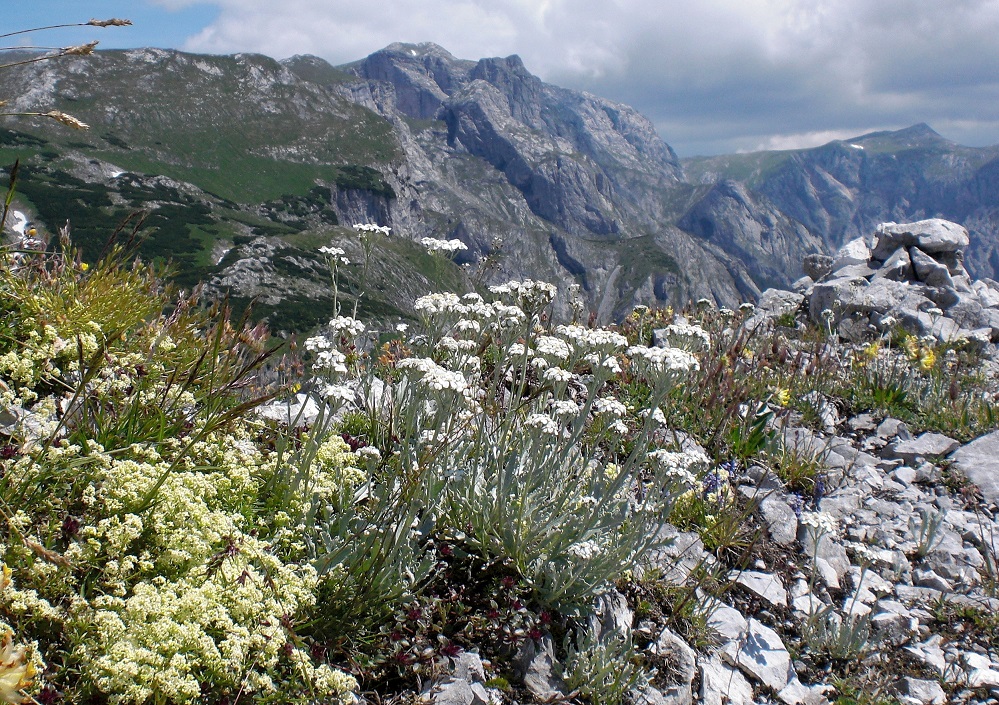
{"left": 80, "top": 262, "right": 90, "bottom": 272}
{"left": 918, "top": 347, "right": 936, "bottom": 373}
{"left": 774, "top": 388, "right": 791, "bottom": 407}
{"left": 0, "top": 630, "right": 34, "bottom": 705}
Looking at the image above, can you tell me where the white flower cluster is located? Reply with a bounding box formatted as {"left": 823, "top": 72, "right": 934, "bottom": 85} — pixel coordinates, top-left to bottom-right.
{"left": 593, "top": 397, "right": 627, "bottom": 417}
{"left": 534, "top": 335, "right": 572, "bottom": 361}
{"left": 420, "top": 237, "right": 468, "bottom": 254}
{"left": 556, "top": 325, "right": 628, "bottom": 354}
{"left": 566, "top": 540, "right": 603, "bottom": 560}
{"left": 647, "top": 448, "right": 711, "bottom": 489}
{"left": 328, "top": 316, "right": 365, "bottom": 338}
{"left": 657, "top": 321, "right": 711, "bottom": 352}
{"left": 414, "top": 292, "right": 464, "bottom": 316}
{"left": 627, "top": 345, "right": 700, "bottom": 376}
{"left": 800, "top": 511, "right": 838, "bottom": 536}
{"left": 397, "top": 357, "right": 468, "bottom": 393}
{"left": 489, "top": 279, "right": 558, "bottom": 310}
{"left": 526, "top": 413, "right": 560, "bottom": 435}
{"left": 353, "top": 223, "right": 391, "bottom": 236}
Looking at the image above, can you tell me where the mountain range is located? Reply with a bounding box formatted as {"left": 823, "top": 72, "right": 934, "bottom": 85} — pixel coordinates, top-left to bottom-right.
{"left": 2, "top": 43, "right": 998, "bottom": 329}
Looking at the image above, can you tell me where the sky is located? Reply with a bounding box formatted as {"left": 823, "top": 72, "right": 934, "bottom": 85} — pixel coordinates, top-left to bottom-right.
{"left": 9, "top": 0, "right": 999, "bottom": 156}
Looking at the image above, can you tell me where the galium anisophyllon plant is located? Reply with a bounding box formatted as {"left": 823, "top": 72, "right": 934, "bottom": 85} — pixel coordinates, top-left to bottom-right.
{"left": 0, "top": 242, "right": 359, "bottom": 703}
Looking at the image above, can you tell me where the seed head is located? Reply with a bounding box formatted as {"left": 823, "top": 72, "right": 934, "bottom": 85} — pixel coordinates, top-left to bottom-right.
{"left": 87, "top": 18, "right": 133, "bottom": 27}
{"left": 44, "top": 111, "right": 89, "bottom": 130}
{"left": 63, "top": 41, "right": 99, "bottom": 56}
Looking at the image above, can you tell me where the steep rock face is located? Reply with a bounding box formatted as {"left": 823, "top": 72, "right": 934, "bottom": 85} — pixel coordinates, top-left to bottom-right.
{"left": 708, "top": 125, "right": 999, "bottom": 280}
{"left": 677, "top": 180, "right": 823, "bottom": 290}
{"left": 330, "top": 42, "right": 749, "bottom": 317}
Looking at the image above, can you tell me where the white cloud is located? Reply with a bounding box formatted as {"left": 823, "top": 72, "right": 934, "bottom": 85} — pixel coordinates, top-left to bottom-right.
{"left": 152, "top": 0, "right": 999, "bottom": 155}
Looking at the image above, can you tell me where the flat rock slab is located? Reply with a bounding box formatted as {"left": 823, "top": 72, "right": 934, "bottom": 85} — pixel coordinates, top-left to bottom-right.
{"left": 700, "top": 655, "right": 754, "bottom": 705}
{"left": 950, "top": 430, "right": 999, "bottom": 502}
{"left": 888, "top": 432, "right": 960, "bottom": 463}
{"left": 735, "top": 619, "right": 793, "bottom": 691}
{"left": 729, "top": 570, "right": 788, "bottom": 607}
{"left": 873, "top": 219, "right": 970, "bottom": 259}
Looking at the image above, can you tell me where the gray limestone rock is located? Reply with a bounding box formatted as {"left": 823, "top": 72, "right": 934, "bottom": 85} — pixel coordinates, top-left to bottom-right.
{"left": 833, "top": 262, "right": 878, "bottom": 280}
{"left": 589, "top": 589, "right": 633, "bottom": 642}
{"left": 876, "top": 246, "right": 914, "bottom": 281}
{"left": 778, "top": 678, "right": 831, "bottom": 705}
{"left": 430, "top": 678, "right": 489, "bottom": 705}
{"left": 909, "top": 247, "right": 954, "bottom": 289}
{"left": 873, "top": 219, "right": 970, "bottom": 260}
{"left": 652, "top": 627, "right": 696, "bottom": 705}
{"left": 642, "top": 525, "right": 713, "bottom": 583}
{"left": 734, "top": 618, "right": 794, "bottom": 691}
{"left": 887, "top": 432, "right": 960, "bottom": 463}
{"left": 897, "top": 676, "right": 946, "bottom": 705}
{"left": 832, "top": 237, "right": 872, "bottom": 271}
{"left": 255, "top": 393, "right": 326, "bottom": 428}
{"left": 451, "top": 652, "right": 486, "bottom": 683}
{"left": 757, "top": 288, "right": 805, "bottom": 318}
{"left": 803, "top": 254, "right": 834, "bottom": 281}
{"left": 950, "top": 431, "right": 999, "bottom": 502}
{"left": 513, "top": 634, "right": 566, "bottom": 701}
{"left": 700, "top": 655, "right": 754, "bottom": 705}
{"left": 729, "top": 570, "right": 789, "bottom": 607}
{"left": 974, "top": 280, "right": 999, "bottom": 308}
{"left": 947, "top": 293, "right": 985, "bottom": 329}
{"left": 876, "top": 418, "right": 912, "bottom": 441}
{"left": 809, "top": 276, "right": 868, "bottom": 322}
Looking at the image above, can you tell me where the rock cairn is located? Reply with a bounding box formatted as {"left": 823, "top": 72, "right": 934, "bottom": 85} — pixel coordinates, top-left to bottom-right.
{"left": 784, "top": 218, "right": 999, "bottom": 347}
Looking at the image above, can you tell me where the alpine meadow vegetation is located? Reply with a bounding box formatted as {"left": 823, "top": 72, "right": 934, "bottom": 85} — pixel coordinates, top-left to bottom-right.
{"left": 6, "top": 19, "right": 999, "bottom": 705}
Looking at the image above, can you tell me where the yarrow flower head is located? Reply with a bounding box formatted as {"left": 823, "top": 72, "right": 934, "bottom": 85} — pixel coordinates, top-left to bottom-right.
{"left": 353, "top": 223, "right": 391, "bottom": 236}
{"left": 490, "top": 280, "right": 558, "bottom": 312}
{"left": 800, "top": 510, "right": 837, "bottom": 536}
{"left": 397, "top": 357, "right": 467, "bottom": 393}
{"left": 328, "top": 316, "right": 365, "bottom": 338}
{"left": 656, "top": 321, "right": 711, "bottom": 353}
{"left": 420, "top": 237, "right": 468, "bottom": 254}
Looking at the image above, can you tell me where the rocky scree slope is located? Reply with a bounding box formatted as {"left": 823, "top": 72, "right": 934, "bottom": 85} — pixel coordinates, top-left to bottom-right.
{"left": 336, "top": 219, "right": 999, "bottom": 705}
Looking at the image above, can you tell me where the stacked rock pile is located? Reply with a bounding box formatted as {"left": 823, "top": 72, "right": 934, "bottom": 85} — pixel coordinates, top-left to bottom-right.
{"left": 758, "top": 219, "right": 999, "bottom": 348}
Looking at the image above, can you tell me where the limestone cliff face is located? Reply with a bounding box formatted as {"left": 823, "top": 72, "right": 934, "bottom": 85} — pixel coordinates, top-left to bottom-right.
{"left": 687, "top": 124, "right": 999, "bottom": 285}
{"left": 325, "top": 43, "right": 753, "bottom": 317}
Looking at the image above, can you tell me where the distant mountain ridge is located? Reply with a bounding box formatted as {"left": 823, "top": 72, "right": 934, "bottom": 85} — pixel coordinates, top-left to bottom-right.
{"left": 2, "top": 44, "right": 999, "bottom": 327}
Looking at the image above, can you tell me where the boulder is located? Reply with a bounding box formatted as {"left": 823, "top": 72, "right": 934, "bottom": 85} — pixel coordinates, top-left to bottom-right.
{"left": 653, "top": 627, "right": 696, "bottom": 705}
{"left": 909, "top": 247, "right": 954, "bottom": 289}
{"left": 875, "top": 246, "right": 914, "bottom": 282}
{"left": 832, "top": 237, "right": 872, "bottom": 271}
{"left": 700, "top": 655, "right": 754, "bottom": 705}
{"left": 872, "top": 219, "right": 970, "bottom": 260}
{"left": 757, "top": 288, "right": 804, "bottom": 318}
{"left": 949, "top": 430, "right": 999, "bottom": 503}
{"left": 886, "top": 432, "right": 960, "bottom": 463}
{"left": 513, "top": 634, "right": 566, "bottom": 701}
{"left": 729, "top": 570, "right": 788, "bottom": 607}
{"left": 803, "top": 253, "right": 834, "bottom": 281}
